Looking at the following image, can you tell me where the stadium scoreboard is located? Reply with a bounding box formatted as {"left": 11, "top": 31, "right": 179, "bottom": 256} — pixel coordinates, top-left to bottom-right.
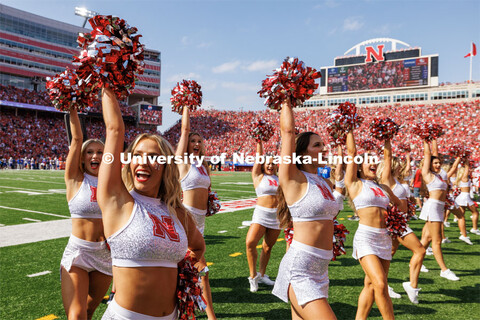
{"left": 138, "top": 104, "right": 163, "bottom": 126}
{"left": 319, "top": 40, "right": 439, "bottom": 95}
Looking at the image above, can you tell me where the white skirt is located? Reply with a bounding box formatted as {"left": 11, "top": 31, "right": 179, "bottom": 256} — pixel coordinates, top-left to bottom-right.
{"left": 455, "top": 192, "right": 475, "bottom": 207}
{"left": 272, "top": 240, "right": 332, "bottom": 306}
{"left": 400, "top": 225, "right": 414, "bottom": 238}
{"left": 184, "top": 204, "right": 207, "bottom": 236}
{"left": 60, "top": 234, "right": 112, "bottom": 276}
{"left": 251, "top": 205, "right": 281, "bottom": 230}
{"left": 419, "top": 199, "right": 445, "bottom": 222}
{"left": 102, "top": 298, "right": 178, "bottom": 320}
{"left": 352, "top": 224, "right": 392, "bottom": 261}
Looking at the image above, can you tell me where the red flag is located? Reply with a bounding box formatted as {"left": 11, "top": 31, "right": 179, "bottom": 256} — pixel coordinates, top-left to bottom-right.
{"left": 464, "top": 42, "right": 477, "bottom": 58}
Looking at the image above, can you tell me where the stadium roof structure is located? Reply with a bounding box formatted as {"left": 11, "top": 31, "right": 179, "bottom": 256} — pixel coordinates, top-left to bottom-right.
{"left": 344, "top": 38, "right": 412, "bottom": 56}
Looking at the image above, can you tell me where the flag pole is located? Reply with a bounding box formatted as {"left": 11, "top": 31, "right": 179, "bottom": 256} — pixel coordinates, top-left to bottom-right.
{"left": 470, "top": 47, "right": 473, "bottom": 83}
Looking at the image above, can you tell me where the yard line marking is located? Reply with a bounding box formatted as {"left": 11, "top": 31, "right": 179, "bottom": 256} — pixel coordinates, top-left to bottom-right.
{"left": 347, "top": 215, "right": 353, "bottom": 218}
{"left": 338, "top": 218, "right": 345, "bottom": 221}
{"left": 0, "top": 185, "right": 52, "bottom": 192}
{"left": 27, "top": 270, "right": 52, "bottom": 278}
{"left": 23, "top": 218, "right": 42, "bottom": 222}
{"left": 219, "top": 182, "right": 253, "bottom": 185}
{"left": 215, "top": 188, "right": 256, "bottom": 193}
{"left": 5, "top": 190, "right": 47, "bottom": 195}
{"left": 0, "top": 177, "right": 65, "bottom": 184}
{"left": 0, "top": 206, "right": 69, "bottom": 219}
{"left": 0, "top": 224, "right": 5, "bottom": 227}
{"left": 35, "top": 314, "right": 58, "bottom": 320}
{"left": 217, "top": 230, "right": 228, "bottom": 234}
{"left": 238, "top": 226, "right": 248, "bottom": 229}
{"left": 242, "top": 221, "right": 252, "bottom": 226}
{"left": 229, "top": 252, "right": 243, "bottom": 257}
{"left": 206, "top": 262, "right": 214, "bottom": 266}
{"left": 276, "top": 238, "right": 284, "bottom": 242}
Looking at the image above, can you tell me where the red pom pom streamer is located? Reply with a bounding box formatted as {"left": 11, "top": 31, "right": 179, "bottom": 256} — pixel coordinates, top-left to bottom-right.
{"left": 206, "top": 189, "right": 221, "bottom": 217}
{"left": 406, "top": 199, "right": 416, "bottom": 219}
{"left": 75, "top": 15, "right": 145, "bottom": 100}
{"left": 284, "top": 227, "right": 294, "bottom": 245}
{"left": 445, "top": 185, "right": 461, "bottom": 210}
{"left": 251, "top": 118, "right": 274, "bottom": 142}
{"left": 385, "top": 205, "right": 409, "bottom": 239}
{"left": 258, "top": 57, "right": 320, "bottom": 110}
{"left": 332, "top": 220, "right": 349, "bottom": 260}
{"left": 412, "top": 121, "right": 444, "bottom": 141}
{"left": 370, "top": 118, "right": 400, "bottom": 141}
{"left": 357, "top": 139, "right": 379, "bottom": 153}
{"left": 177, "top": 253, "right": 207, "bottom": 319}
{"left": 326, "top": 102, "right": 364, "bottom": 146}
{"left": 448, "top": 144, "right": 472, "bottom": 163}
{"left": 397, "top": 143, "right": 411, "bottom": 154}
{"left": 171, "top": 80, "right": 203, "bottom": 114}
{"left": 46, "top": 68, "right": 97, "bottom": 112}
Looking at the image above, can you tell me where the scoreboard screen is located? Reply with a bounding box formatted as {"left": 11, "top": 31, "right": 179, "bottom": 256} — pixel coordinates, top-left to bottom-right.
{"left": 327, "top": 57, "right": 429, "bottom": 93}
{"left": 139, "top": 104, "right": 162, "bottom": 125}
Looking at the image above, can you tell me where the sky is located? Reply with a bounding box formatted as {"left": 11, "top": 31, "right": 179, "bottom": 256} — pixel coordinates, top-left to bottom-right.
{"left": 3, "top": 0, "right": 480, "bottom": 131}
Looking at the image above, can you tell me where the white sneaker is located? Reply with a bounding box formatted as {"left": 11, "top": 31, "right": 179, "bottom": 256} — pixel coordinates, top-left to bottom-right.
{"left": 248, "top": 274, "right": 259, "bottom": 292}
{"left": 420, "top": 265, "right": 429, "bottom": 273}
{"left": 470, "top": 228, "right": 480, "bottom": 236}
{"left": 444, "top": 221, "right": 451, "bottom": 228}
{"left": 402, "top": 282, "right": 421, "bottom": 304}
{"left": 459, "top": 235, "right": 473, "bottom": 245}
{"left": 257, "top": 273, "right": 275, "bottom": 286}
{"left": 440, "top": 269, "right": 460, "bottom": 281}
{"left": 442, "top": 237, "right": 451, "bottom": 244}
{"left": 388, "top": 286, "right": 401, "bottom": 299}
{"left": 453, "top": 217, "right": 458, "bottom": 222}
{"left": 426, "top": 247, "right": 433, "bottom": 255}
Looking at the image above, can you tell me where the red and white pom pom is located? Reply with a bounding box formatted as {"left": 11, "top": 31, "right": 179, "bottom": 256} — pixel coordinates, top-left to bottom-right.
{"left": 370, "top": 118, "right": 400, "bottom": 141}
{"left": 171, "top": 80, "right": 203, "bottom": 114}
{"left": 74, "top": 15, "right": 145, "bottom": 99}
{"left": 406, "top": 199, "right": 416, "bottom": 219}
{"left": 177, "top": 252, "right": 207, "bottom": 319}
{"left": 412, "top": 121, "right": 444, "bottom": 141}
{"left": 326, "top": 102, "right": 364, "bottom": 146}
{"left": 251, "top": 118, "right": 274, "bottom": 142}
{"left": 206, "top": 189, "right": 221, "bottom": 217}
{"left": 448, "top": 144, "right": 472, "bottom": 164}
{"left": 284, "top": 227, "right": 294, "bottom": 245}
{"left": 332, "top": 220, "right": 349, "bottom": 260}
{"left": 358, "top": 139, "right": 379, "bottom": 153}
{"left": 397, "top": 143, "right": 411, "bottom": 154}
{"left": 46, "top": 68, "right": 96, "bottom": 112}
{"left": 258, "top": 57, "right": 321, "bottom": 110}
{"left": 385, "top": 205, "right": 409, "bottom": 239}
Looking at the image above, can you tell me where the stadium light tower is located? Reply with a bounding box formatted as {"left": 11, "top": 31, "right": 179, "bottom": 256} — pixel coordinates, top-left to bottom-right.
{"left": 74, "top": 7, "right": 99, "bottom": 28}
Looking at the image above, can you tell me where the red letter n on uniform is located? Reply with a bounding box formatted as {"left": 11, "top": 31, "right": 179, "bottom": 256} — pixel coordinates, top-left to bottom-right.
{"left": 147, "top": 213, "right": 180, "bottom": 242}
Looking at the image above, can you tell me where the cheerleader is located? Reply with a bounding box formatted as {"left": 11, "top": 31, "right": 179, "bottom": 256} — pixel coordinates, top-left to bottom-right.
{"left": 246, "top": 140, "right": 281, "bottom": 292}
{"left": 272, "top": 100, "right": 339, "bottom": 320}
{"left": 175, "top": 106, "right": 216, "bottom": 319}
{"left": 345, "top": 131, "right": 406, "bottom": 320}
{"left": 60, "top": 106, "right": 112, "bottom": 320}
{"left": 378, "top": 140, "right": 425, "bottom": 304}
{"left": 455, "top": 162, "right": 480, "bottom": 235}
{"left": 98, "top": 88, "right": 205, "bottom": 319}
{"left": 419, "top": 139, "right": 462, "bottom": 281}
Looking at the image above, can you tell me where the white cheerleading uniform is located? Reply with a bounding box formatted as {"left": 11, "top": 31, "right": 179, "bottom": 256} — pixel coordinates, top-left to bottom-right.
{"left": 392, "top": 179, "right": 414, "bottom": 237}
{"left": 351, "top": 179, "right": 392, "bottom": 261}
{"left": 252, "top": 175, "right": 280, "bottom": 230}
{"left": 455, "top": 180, "right": 475, "bottom": 207}
{"left": 180, "top": 161, "right": 210, "bottom": 235}
{"left": 420, "top": 173, "right": 447, "bottom": 222}
{"left": 60, "top": 173, "right": 112, "bottom": 276}
{"left": 102, "top": 190, "right": 187, "bottom": 320}
{"left": 273, "top": 171, "right": 339, "bottom": 306}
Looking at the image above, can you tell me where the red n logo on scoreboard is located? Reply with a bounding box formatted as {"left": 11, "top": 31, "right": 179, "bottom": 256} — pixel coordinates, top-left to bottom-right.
{"left": 365, "top": 45, "right": 385, "bottom": 62}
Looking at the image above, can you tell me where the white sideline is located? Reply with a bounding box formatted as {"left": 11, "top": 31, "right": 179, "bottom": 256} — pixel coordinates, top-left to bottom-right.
{"left": 0, "top": 219, "right": 72, "bottom": 248}
{"left": 0, "top": 206, "right": 69, "bottom": 218}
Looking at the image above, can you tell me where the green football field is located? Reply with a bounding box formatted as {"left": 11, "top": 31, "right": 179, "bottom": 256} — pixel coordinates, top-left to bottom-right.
{"left": 0, "top": 170, "right": 479, "bottom": 320}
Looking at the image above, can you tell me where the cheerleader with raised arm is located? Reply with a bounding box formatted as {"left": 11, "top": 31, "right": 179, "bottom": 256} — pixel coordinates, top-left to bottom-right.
{"left": 455, "top": 162, "right": 480, "bottom": 235}
{"left": 60, "top": 106, "right": 112, "bottom": 320}
{"left": 98, "top": 88, "right": 204, "bottom": 319}
{"left": 419, "top": 138, "right": 462, "bottom": 281}
{"left": 246, "top": 140, "right": 281, "bottom": 292}
{"left": 345, "top": 130, "right": 406, "bottom": 320}
{"left": 272, "top": 100, "right": 339, "bottom": 320}
{"left": 378, "top": 140, "right": 425, "bottom": 304}
{"left": 175, "top": 106, "right": 216, "bottom": 319}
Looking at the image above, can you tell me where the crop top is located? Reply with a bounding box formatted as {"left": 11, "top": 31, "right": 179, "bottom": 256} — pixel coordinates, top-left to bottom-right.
{"left": 426, "top": 173, "right": 448, "bottom": 192}
{"left": 352, "top": 179, "right": 390, "bottom": 210}
{"left": 180, "top": 161, "right": 210, "bottom": 191}
{"left": 288, "top": 171, "right": 338, "bottom": 222}
{"left": 68, "top": 173, "right": 102, "bottom": 219}
{"left": 459, "top": 180, "right": 470, "bottom": 188}
{"left": 392, "top": 178, "right": 408, "bottom": 201}
{"left": 255, "top": 174, "right": 279, "bottom": 197}
{"left": 108, "top": 190, "right": 188, "bottom": 268}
